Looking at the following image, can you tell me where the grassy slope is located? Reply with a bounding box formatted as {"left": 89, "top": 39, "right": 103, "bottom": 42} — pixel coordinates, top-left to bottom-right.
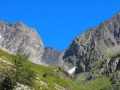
{"left": 86, "top": 76, "right": 112, "bottom": 90}
{"left": 75, "top": 72, "right": 112, "bottom": 90}
{"left": 0, "top": 49, "right": 79, "bottom": 90}
{"left": 75, "top": 52, "right": 120, "bottom": 90}
{"left": 74, "top": 72, "right": 88, "bottom": 90}
{"left": 1, "top": 48, "right": 117, "bottom": 90}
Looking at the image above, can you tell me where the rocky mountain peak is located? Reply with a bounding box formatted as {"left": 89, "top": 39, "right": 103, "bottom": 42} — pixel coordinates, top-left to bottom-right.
{"left": 15, "top": 21, "right": 25, "bottom": 27}
{"left": 63, "top": 12, "right": 120, "bottom": 73}
{"left": 0, "top": 21, "right": 44, "bottom": 65}
{"left": 112, "top": 12, "right": 120, "bottom": 19}
{"left": 0, "top": 20, "right": 64, "bottom": 66}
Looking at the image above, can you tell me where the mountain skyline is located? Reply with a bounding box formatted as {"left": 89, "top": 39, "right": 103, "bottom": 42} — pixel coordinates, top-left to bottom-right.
{"left": 1, "top": 1, "right": 120, "bottom": 50}
{"left": 1, "top": 11, "right": 120, "bottom": 90}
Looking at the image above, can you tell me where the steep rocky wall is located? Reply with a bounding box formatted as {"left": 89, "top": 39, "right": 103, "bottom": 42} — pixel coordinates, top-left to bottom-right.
{"left": 0, "top": 20, "right": 44, "bottom": 64}
{"left": 63, "top": 12, "right": 120, "bottom": 74}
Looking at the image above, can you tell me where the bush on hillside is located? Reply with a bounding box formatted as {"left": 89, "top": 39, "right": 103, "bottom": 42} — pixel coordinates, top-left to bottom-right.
{"left": 0, "top": 49, "right": 36, "bottom": 90}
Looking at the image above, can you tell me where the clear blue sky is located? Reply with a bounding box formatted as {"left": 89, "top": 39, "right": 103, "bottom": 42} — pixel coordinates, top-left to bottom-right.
{"left": 0, "top": 1, "right": 120, "bottom": 50}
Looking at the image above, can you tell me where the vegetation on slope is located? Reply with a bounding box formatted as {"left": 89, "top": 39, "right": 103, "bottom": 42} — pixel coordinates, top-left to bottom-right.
{"left": 0, "top": 49, "right": 79, "bottom": 90}
{"left": 1, "top": 48, "right": 120, "bottom": 90}
{"left": 74, "top": 51, "right": 120, "bottom": 90}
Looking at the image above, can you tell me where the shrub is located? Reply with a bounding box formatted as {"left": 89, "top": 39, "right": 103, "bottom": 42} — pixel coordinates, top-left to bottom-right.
{"left": 0, "top": 49, "right": 36, "bottom": 89}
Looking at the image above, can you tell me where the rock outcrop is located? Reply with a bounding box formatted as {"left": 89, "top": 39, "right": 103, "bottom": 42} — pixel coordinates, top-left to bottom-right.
{"left": 63, "top": 12, "right": 120, "bottom": 74}
{"left": 0, "top": 20, "right": 44, "bottom": 64}
{"left": 42, "top": 47, "right": 64, "bottom": 66}
{"left": 62, "top": 12, "right": 120, "bottom": 89}
{"left": 0, "top": 20, "right": 64, "bottom": 66}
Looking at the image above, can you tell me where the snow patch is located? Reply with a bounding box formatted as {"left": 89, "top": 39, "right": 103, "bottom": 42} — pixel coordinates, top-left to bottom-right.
{"left": 68, "top": 67, "right": 76, "bottom": 75}
{"left": 0, "top": 35, "right": 2, "bottom": 38}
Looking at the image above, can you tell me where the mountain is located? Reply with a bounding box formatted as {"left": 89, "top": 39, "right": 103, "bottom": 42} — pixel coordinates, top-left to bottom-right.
{"left": 63, "top": 12, "right": 120, "bottom": 89}
{"left": 42, "top": 47, "right": 64, "bottom": 66}
{"left": 0, "top": 20, "right": 78, "bottom": 89}
{"left": 0, "top": 20, "right": 64, "bottom": 66}
{"left": 0, "top": 20, "right": 44, "bottom": 64}
{"left": 1, "top": 12, "right": 120, "bottom": 89}
{"left": 64, "top": 12, "right": 120, "bottom": 72}
{"left": 0, "top": 48, "right": 79, "bottom": 90}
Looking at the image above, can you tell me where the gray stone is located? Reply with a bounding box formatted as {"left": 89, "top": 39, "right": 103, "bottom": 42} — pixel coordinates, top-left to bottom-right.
{"left": 42, "top": 47, "right": 64, "bottom": 66}
{"left": 0, "top": 20, "right": 44, "bottom": 65}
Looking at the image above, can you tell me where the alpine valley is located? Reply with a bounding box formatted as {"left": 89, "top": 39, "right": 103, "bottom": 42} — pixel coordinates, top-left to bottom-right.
{"left": 1, "top": 12, "right": 120, "bottom": 90}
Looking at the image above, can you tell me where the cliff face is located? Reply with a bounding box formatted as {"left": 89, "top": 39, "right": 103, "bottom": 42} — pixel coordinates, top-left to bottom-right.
{"left": 63, "top": 12, "right": 120, "bottom": 74}
{"left": 0, "top": 20, "right": 44, "bottom": 64}
{"left": 0, "top": 20, "right": 64, "bottom": 66}
{"left": 62, "top": 12, "right": 120, "bottom": 89}
{"left": 1, "top": 12, "right": 120, "bottom": 89}
{"left": 42, "top": 47, "right": 64, "bottom": 66}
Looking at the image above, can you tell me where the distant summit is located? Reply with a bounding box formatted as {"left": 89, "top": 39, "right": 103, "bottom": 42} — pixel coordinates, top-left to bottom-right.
{"left": 42, "top": 47, "right": 64, "bottom": 66}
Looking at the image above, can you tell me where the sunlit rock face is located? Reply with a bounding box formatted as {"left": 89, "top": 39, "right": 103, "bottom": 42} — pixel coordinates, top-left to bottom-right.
{"left": 0, "top": 20, "right": 44, "bottom": 65}
{"left": 63, "top": 12, "right": 120, "bottom": 74}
